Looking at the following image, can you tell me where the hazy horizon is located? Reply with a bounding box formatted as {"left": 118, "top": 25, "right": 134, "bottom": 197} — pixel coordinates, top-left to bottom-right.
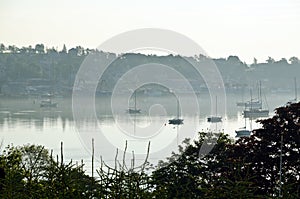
{"left": 1, "top": 0, "right": 300, "bottom": 64}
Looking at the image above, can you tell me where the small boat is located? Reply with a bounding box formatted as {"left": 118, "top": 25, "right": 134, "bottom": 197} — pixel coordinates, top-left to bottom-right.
{"left": 207, "top": 116, "right": 222, "bottom": 123}
{"left": 169, "top": 97, "right": 184, "bottom": 125}
{"left": 127, "top": 90, "right": 141, "bottom": 114}
{"left": 40, "top": 99, "right": 58, "bottom": 108}
{"left": 236, "top": 113, "right": 251, "bottom": 138}
{"left": 287, "top": 77, "right": 297, "bottom": 105}
{"left": 207, "top": 96, "right": 222, "bottom": 123}
{"left": 243, "top": 82, "right": 269, "bottom": 119}
{"left": 235, "top": 128, "right": 251, "bottom": 138}
{"left": 127, "top": 108, "right": 141, "bottom": 114}
{"left": 168, "top": 118, "right": 184, "bottom": 125}
{"left": 41, "top": 93, "right": 55, "bottom": 98}
{"left": 243, "top": 109, "right": 269, "bottom": 118}
{"left": 238, "top": 100, "right": 262, "bottom": 109}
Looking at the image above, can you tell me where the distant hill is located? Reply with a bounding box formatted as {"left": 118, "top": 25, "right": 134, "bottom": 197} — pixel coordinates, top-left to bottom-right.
{"left": 0, "top": 43, "right": 299, "bottom": 96}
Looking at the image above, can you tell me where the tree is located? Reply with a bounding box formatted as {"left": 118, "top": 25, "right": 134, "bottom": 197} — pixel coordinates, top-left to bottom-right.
{"left": 152, "top": 102, "right": 300, "bottom": 198}
{"left": 0, "top": 44, "right": 5, "bottom": 53}
{"left": 266, "top": 56, "right": 275, "bottom": 64}
{"left": 46, "top": 47, "right": 58, "bottom": 54}
{"left": 8, "top": 45, "right": 18, "bottom": 53}
{"left": 152, "top": 133, "right": 238, "bottom": 198}
{"left": 0, "top": 144, "right": 99, "bottom": 198}
{"left": 276, "top": 58, "right": 289, "bottom": 65}
{"left": 227, "top": 55, "right": 242, "bottom": 65}
{"left": 289, "top": 56, "right": 299, "bottom": 65}
{"left": 35, "top": 44, "right": 45, "bottom": 54}
{"left": 224, "top": 102, "right": 300, "bottom": 197}
{"left": 60, "top": 44, "right": 67, "bottom": 54}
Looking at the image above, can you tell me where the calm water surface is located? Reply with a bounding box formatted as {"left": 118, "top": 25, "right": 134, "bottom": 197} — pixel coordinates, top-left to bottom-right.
{"left": 0, "top": 93, "right": 294, "bottom": 171}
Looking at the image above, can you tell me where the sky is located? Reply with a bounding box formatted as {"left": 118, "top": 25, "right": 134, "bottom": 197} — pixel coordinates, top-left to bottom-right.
{"left": 1, "top": 0, "right": 300, "bottom": 63}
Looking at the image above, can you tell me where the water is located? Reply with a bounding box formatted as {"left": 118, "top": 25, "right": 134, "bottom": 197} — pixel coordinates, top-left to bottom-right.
{"left": 0, "top": 92, "right": 294, "bottom": 172}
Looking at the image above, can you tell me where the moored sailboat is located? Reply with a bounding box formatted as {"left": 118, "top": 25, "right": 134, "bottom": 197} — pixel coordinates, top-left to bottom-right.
{"left": 243, "top": 81, "right": 269, "bottom": 119}
{"left": 207, "top": 96, "right": 222, "bottom": 123}
{"left": 169, "top": 97, "right": 183, "bottom": 125}
{"left": 127, "top": 90, "right": 141, "bottom": 114}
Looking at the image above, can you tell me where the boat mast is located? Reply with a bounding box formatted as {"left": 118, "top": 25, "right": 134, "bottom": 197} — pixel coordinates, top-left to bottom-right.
{"left": 250, "top": 89, "right": 253, "bottom": 130}
{"left": 177, "top": 97, "right": 180, "bottom": 119}
{"left": 134, "top": 90, "right": 137, "bottom": 111}
{"left": 216, "top": 96, "right": 218, "bottom": 116}
{"left": 295, "top": 77, "right": 297, "bottom": 101}
{"left": 259, "top": 80, "right": 262, "bottom": 103}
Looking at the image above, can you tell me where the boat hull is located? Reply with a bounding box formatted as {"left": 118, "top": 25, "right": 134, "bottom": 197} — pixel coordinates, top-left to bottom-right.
{"left": 127, "top": 109, "right": 141, "bottom": 114}
{"left": 207, "top": 116, "right": 222, "bottom": 123}
{"left": 40, "top": 102, "right": 58, "bottom": 108}
{"left": 243, "top": 109, "right": 269, "bottom": 118}
{"left": 168, "top": 118, "right": 184, "bottom": 125}
{"left": 235, "top": 129, "right": 251, "bottom": 137}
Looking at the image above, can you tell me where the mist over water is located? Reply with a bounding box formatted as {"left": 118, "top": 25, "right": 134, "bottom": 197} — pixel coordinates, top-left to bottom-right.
{"left": 0, "top": 92, "right": 294, "bottom": 170}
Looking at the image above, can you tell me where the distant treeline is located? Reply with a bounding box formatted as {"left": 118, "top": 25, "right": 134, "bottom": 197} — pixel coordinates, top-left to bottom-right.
{"left": 0, "top": 43, "right": 299, "bottom": 95}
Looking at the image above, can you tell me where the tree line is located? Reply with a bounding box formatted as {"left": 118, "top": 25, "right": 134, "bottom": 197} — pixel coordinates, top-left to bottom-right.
{"left": 0, "top": 102, "right": 299, "bottom": 198}
{"left": 0, "top": 43, "right": 299, "bottom": 96}
{"left": 0, "top": 43, "right": 299, "bottom": 65}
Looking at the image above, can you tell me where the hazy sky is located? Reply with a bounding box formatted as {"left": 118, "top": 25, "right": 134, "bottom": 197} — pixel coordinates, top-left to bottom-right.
{"left": 1, "top": 0, "right": 300, "bottom": 63}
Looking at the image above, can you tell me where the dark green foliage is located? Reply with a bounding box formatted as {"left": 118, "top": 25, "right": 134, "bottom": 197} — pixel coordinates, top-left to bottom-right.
{"left": 0, "top": 144, "right": 99, "bottom": 198}
{"left": 152, "top": 102, "right": 300, "bottom": 198}
{"left": 0, "top": 142, "right": 153, "bottom": 198}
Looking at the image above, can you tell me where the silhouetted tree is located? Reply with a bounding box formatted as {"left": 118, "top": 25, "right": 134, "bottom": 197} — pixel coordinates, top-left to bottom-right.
{"left": 224, "top": 102, "right": 300, "bottom": 197}
{"left": 8, "top": 45, "right": 18, "bottom": 53}
{"left": 266, "top": 56, "right": 275, "bottom": 64}
{"left": 289, "top": 56, "right": 299, "bottom": 65}
{"left": 276, "top": 58, "right": 289, "bottom": 65}
{"left": 227, "top": 55, "right": 242, "bottom": 65}
{"left": 35, "top": 44, "right": 45, "bottom": 54}
{"left": 61, "top": 44, "right": 67, "bottom": 54}
{"left": 0, "top": 44, "right": 5, "bottom": 53}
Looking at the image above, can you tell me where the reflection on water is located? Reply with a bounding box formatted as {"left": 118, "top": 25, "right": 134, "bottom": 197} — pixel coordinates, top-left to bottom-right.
{"left": 0, "top": 93, "right": 294, "bottom": 169}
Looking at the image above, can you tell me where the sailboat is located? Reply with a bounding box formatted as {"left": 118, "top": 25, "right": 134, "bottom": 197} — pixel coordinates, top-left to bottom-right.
{"left": 237, "top": 100, "right": 262, "bottom": 109}
{"left": 127, "top": 90, "right": 141, "bottom": 114}
{"left": 243, "top": 81, "right": 269, "bottom": 118}
{"left": 237, "top": 84, "right": 262, "bottom": 109}
{"left": 169, "top": 97, "right": 183, "bottom": 125}
{"left": 287, "top": 77, "right": 297, "bottom": 104}
{"left": 40, "top": 92, "right": 58, "bottom": 108}
{"left": 235, "top": 117, "right": 251, "bottom": 138}
{"left": 207, "top": 96, "right": 222, "bottom": 123}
